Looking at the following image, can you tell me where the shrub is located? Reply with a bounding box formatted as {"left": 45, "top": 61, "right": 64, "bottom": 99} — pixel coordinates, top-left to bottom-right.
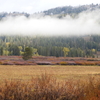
{"left": 0, "top": 61, "right": 3, "bottom": 65}
{"left": 75, "top": 61, "right": 85, "bottom": 65}
{"left": 59, "top": 61, "right": 68, "bottom": 65}
{"left": 84, "top": 61, "right": 96, "bottom": 65}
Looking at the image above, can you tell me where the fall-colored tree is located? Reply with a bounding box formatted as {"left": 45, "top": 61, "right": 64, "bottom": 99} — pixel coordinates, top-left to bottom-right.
{"left": 63, "top": 47, "right": 70, "bottom": 57}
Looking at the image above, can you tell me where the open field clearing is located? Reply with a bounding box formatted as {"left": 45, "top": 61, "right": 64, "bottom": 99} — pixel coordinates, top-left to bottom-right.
{"left": 0, "top": 65, "right": 100, "bottom": 81}
{"left": 0, "top": 65, "right": 100, "bottom": 99}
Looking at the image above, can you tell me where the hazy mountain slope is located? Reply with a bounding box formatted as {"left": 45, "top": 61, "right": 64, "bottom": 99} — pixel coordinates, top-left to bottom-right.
{"left": 43, "top": 3, "right": 100, "bottom": 15}
{"left": 0, "top": 3, "right": 100, "bottom": 19}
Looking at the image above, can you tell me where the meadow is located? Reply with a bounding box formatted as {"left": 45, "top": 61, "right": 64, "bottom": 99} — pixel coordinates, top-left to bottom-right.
{"left": 0, "top": 65, "right": 100, "bottom": 100}
{"left": 0, "top": 65, "right": 100, "bottom": 80}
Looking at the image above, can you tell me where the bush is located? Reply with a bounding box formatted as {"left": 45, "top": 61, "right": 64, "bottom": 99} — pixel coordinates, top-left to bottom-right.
{"left": 59, "top": 61, "right": 68, "bottom": 65}
{"left": 0, "top": 61, "right": 3, "bottom": 65}
{"left": 84, "top": 61, "right": 96, "bottom": 65}
{"left": 75, "top": 61, "right": 85, "bottom": 65}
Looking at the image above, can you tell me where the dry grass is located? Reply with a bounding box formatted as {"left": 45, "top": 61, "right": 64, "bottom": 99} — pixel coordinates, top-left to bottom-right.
{"left": 0, "top": 65, "right": 100, "bottom": 81}
{"left": 0, "top": 65, "right": 100, "bottom": 99}
{"left": 0, "top": 73, "right": 99, "bottom": 100}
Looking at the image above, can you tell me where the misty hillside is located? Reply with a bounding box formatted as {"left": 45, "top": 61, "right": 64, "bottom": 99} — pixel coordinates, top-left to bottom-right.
{"left": 0, "top": 4, "right": 100, "bottom": 57}
{"left": 0, "top": 3, "right": 100, "bottom": 36}
{"left": 0, "top": 12, "right": 30, "bottom": 19}
{"left": 0, "top": 3, "right": 100, "bottom": 19}
{"left": 43, "top": 3, "right": 100, "bottom": 16}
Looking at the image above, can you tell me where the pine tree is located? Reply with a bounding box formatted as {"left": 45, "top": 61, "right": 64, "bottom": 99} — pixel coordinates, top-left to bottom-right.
{"left": 22, "top": 47, "right": 33, "bottom": 60}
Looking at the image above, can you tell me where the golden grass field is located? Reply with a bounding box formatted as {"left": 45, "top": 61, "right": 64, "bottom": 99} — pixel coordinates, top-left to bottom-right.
{"left": 0, "top": 65, "right": 100, "bottom": 100}
{"left": 0, "top": 65, "right": 100, "bottom": 81}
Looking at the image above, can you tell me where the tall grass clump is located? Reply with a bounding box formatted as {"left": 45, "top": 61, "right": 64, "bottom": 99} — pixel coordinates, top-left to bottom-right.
{"left": 0, "top": 74, "right": 100, "bottom": 100}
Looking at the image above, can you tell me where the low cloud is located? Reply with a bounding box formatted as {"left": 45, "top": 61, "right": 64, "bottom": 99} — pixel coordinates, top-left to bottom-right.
{"left": 0, "top": 9, "right": 100, "bottom": 36}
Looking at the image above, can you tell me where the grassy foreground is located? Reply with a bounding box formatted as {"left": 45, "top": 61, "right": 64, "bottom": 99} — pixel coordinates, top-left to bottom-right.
{"left": 0, "top": 65, "right": 100, "bottom": 80}
{"left": 0, "top": 65, "right": 100, "bottom": 99}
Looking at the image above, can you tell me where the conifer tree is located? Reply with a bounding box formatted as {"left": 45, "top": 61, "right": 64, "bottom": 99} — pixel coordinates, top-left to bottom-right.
{"left": 22, "top": 47, "right": 33, "bottom": 60}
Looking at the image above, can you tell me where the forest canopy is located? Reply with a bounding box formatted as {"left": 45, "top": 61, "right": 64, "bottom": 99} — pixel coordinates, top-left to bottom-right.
{"left": 0, "top": 35, "right": 99, "bottom": 58}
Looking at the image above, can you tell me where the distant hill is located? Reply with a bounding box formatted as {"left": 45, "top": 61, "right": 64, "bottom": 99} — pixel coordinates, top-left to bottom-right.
{"left": 0, "top": 3, "right": 100, "bottom": 19}
{"left": 43, "top": 3, "right": 100, "bottom": 15}
{"left": 0, "top": 12, "right": 30, "bottom": 19}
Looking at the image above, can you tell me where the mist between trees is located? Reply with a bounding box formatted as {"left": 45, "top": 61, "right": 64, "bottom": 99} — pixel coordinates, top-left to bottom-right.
{"left": 0, "top": 35, "right": 99, "bottom": 58}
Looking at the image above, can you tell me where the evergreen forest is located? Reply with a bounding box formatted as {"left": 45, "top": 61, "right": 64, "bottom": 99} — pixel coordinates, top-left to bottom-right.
{"left": 0, "top": 35, "right": 100, "bottom": 58}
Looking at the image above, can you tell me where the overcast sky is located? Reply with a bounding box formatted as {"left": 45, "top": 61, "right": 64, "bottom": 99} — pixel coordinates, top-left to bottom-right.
{"left": 0, "top": 0, "right": 100, "bottom": 13}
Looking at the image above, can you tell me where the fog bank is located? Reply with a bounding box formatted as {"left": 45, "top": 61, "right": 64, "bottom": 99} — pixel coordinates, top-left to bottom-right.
{"left": 0, "top": 9, "right": 100, "bottom": 36}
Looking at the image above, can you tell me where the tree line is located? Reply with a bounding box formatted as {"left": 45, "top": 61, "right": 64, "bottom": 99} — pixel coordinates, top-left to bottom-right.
{"left": 0, "top": 35, "right": 99, "bottom": 57}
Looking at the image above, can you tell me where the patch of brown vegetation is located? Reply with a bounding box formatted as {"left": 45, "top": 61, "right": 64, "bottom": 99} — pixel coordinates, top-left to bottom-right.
{"left": 0, "top": 74, "right": 99, "bottom": 100}
{"left": 0, "top": 56, "right": 100, "bottom": 65}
